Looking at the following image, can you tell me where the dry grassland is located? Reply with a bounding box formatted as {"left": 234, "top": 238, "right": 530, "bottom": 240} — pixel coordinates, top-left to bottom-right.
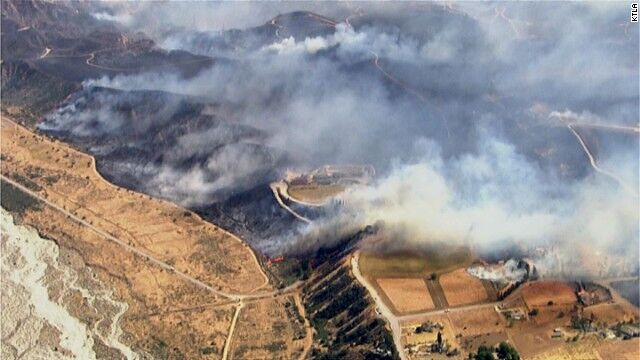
{"left": 439, "top": 269, "right": 488, "bottom": 307}
{"left": 459, "top": 331, "right": 509, "bottom": 353}
{"left": 506, "top": 316, "right": 571, "bottom": 359}
{"left": 0, "top": 118, "right": 282, "bottom": 358}
{"left": 583, "top": 302, "right": 639, "bottom": 325}
{"left": 520, "top": 281, "right": 577, "bottom": 308}
{"left": 448, "top": 307, "right": 504, "bottom": 337}
{"left": 229, "top": 296, "right": 308, "bottom": 360}
{"left": 0, "top": 118, "right": 268, "bottom": 294}
{"left": 377, "top": 278, "right": 435, "bottom": 313}
{"left": 530, "top": 336, "right": 639, "bottom": 360}
{"left": 597, "top": 338, "right": 640, "bottom": 360}
{"left": 22, "top": 205, "right": 234, "bottom": 358}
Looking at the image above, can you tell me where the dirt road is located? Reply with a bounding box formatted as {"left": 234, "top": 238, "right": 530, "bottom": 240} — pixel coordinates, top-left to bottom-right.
{"left": 222, "top": 302, "right": 244, "bottom": 360}
{"left": 270, "top": 181, "right": 312, "bottom": 223}
{"left": 1, "top": 175, "right": 248, "bottom": 300}
{"left": 351, "top": 252, "right": 407, "bottom": 360}
{"left": 5, "top": 117, "right": 272, "bottom": 293}
{"left": 566, "top": 123, "right": 638, "bottom": 196}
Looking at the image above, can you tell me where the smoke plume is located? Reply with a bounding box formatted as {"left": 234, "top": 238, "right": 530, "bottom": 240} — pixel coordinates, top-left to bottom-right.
{"left": 41, "top": 2, "right": 638, "bottom": 274}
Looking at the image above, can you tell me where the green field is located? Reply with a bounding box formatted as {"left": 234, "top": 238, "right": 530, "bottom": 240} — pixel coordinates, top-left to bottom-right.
{"left": 359, "top": 246, "right": 473, "bottom": 277}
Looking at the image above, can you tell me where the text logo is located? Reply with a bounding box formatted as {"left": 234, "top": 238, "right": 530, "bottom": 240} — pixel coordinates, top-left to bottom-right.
{"left": 632, "top": 3, "right": 638, "bottom": 22}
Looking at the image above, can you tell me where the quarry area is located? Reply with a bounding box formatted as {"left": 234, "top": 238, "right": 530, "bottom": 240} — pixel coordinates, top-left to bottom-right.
{"left": 1, "top": 1, "right": 639, "bottom": 360}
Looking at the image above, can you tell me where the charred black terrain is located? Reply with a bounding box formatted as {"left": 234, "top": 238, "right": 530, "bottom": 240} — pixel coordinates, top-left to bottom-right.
{"left": 7, "top": 0, "right": 602, "bottom": 259}
{"left": 1, "top": 0, "right": 214, "bottom": 123}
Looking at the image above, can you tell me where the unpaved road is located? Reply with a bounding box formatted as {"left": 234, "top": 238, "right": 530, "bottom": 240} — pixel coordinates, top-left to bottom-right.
{"left": 1, "top": 175, "right": 247, "bottom": 300}
{"left": 2, "top": 174, "right": 311, "bottom": 359}
{"left": 1, "top": 173, "right": 290, "bottom": 301}
{"left": 566, "top": 124, "right": 638, "bottom": 196}
{"left": 351, "top": 252, "right": 407, "bottom": 360}
{"left": 270, "top": 181, "right": 312, "bottom": 224}
{"left": 39, "top": 47, "right": 51, "bottom": 58}
{"left": 222, "top": 302, "right": 244, "bottom": 360}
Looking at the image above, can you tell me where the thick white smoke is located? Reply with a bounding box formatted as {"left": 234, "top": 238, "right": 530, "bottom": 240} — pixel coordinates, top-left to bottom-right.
{"left": 43, "top": 2, "right": 638, "bottom": 272}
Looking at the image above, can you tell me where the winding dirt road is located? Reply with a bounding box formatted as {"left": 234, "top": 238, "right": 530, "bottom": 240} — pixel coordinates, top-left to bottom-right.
{"left": 566, "top": 124, "right": 638, "bottom": 197}
{"left": 270, "top": 181, "right": 312, "bottom": 224}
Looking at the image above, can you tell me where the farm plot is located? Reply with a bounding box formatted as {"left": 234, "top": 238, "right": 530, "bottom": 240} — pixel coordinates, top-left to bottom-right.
{"left": 377, "top": 278, "right": 435, "bottom": 313}
{"left": 520, "top": 281, "right": 577, "bottom": 308}
{"left": 447, "top": 307, "right": 505, "bottom": 337}
{"left": 439, "top": 269, "right": 489, "bottom": 307}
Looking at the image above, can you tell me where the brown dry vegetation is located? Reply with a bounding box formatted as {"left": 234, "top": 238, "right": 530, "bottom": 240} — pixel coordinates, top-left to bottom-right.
{"left": 229, "top": 296, "right": 308, "bottom": 360}
{"left": 377, "top": 278, "right": 435, "bottom": 314}
{"left": 530, "top": 336, "right": 640, "bottom": 360}
{"left": 519, "top": 281, "right": 577, "bottom": 308}
{"left": 447, "top": 307, "right": 504, "bottom": 337}
{"left": 583, "top": 302, "right": 639, "bottom": 326}
{"left": 402, "top": 314, "right": 457, "bottom": 346}
{"left": 439, "top": 269, "right": 488, "bottom": 307}
{"left": 0, "top": 117, "right": 290, "bottom": 358}
{"left": 1, "top": 118, "right": 268, "bottom": 294}
{"left": 20, "top": 203, "right": 234, "bottom": 359}
{"left": 597, "top": 338, "right": 640, "bottom": 360}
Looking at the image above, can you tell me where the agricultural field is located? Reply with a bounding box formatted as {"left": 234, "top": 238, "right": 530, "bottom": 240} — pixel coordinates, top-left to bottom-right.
{"left": 377, "top": 278, "right": 435, "bottom": 314}
{"left": 359, "top": 247, "right": 472, "bottom": 278}
{"left": 530, "top": 336, "right": 640, "bottom": 360}
{"left": 287, "top": 184, "right": 345, "bottom": 204}
{"left": 448, "top": 307, "right": 505, "bottom": 337}
{"left": 439, "top": 269, "right": 489, "bottom": 307}
{"left": 583, "top": 302, "right": 639, "bottom": 325}
{"left": 519, "top": 281, "right": 578, "bottom": 308}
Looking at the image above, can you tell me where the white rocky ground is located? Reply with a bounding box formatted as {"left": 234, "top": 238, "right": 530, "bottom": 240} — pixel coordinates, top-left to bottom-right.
{"left": 1, "top": 208, "right": 139, "bottom": 359}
